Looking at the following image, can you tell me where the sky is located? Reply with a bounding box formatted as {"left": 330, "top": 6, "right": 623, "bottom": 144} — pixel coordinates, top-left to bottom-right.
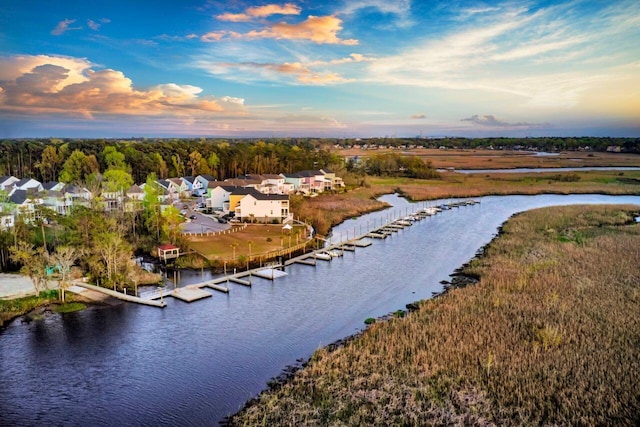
{"left": 1, "top": 0, "right": 639, "bottom": 138}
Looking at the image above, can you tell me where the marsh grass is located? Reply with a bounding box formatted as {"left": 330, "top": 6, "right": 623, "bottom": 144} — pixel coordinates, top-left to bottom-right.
{"left": 229, "top": 205, "right": 640, "bottom": 426}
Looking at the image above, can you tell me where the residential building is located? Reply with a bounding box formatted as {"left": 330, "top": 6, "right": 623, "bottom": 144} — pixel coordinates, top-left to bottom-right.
{"left": 193, "top": 174, "right": 216, "bottom": 196}
{"left": 208, "top": 185, "right": 237, "bottom": 213}
{"left": 234, "top": 188, "right": 290, "bottom": 223}
{"left": 14, "top": 178, "right": 43, "bottom": 193}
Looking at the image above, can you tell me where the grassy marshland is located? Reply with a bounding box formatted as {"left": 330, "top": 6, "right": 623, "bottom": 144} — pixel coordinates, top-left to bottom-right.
{"left": 229, "top": 205, "right": 640, "bottom": 426}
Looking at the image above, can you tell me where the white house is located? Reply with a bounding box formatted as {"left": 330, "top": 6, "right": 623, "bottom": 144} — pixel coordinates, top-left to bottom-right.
{"left": 208, "top": 185, "right": 236, "bottom": 212}
{"left": 193, "top": 175, "right": 216, "bottom": 196}
{"left": 42, "top": 190, "right": 73, "bottom": 215}
{"left": 234, "top": 189, "right": 290, "bottom": 223}
{"left": 8, "top": 189, "right": 39, "bottom": 223}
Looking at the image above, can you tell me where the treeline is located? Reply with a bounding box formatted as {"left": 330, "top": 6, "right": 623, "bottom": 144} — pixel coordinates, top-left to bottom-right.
{"left": 0, "top": 138, "right": 342, "bottom": 183}
{"left": 338, "top": 136, "right": 640, "bottom": 153}
{"left": 352, "top": 153, "right": 440, "bottom": 179}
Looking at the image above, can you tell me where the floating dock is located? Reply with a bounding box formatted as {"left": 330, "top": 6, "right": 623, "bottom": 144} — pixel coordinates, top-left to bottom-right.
{"left": 253, "top": 268, "right": 288, "bottom": 280}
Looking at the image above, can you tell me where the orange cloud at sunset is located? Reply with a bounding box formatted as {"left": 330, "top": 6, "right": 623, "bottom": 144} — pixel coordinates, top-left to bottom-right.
{"left": 247, "top": 15, "right": 358, "bottom": 45}
{"left": 0, "top": 55, "right": 243, "bottom": 119}
{"left": 217, "top": 3, "right": 301, "bottom": 22}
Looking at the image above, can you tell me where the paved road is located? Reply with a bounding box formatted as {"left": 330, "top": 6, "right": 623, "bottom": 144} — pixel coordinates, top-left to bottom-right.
{"left": 0, "top": 274, "right": 38, "bottom": 299}
{"left": 181, "top": 211, "right": 231, "bottom": 234}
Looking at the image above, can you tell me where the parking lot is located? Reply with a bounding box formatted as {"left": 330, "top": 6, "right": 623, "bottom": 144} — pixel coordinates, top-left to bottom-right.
{"left": 181, "top": 211, "right": 231, "bottom": 234}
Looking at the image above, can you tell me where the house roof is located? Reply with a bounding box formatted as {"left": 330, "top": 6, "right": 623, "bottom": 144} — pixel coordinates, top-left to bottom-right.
{"left": 0, "top": 176, "right": 17, "bottom": 185}
{"left": 42, "top": 181, "right": 62, "bottom": 191}
{"left": 167, "top": 178, "right": 183, "bottom": 186}
{"left": 15, "top": 178, "right": 34, "bottom": 187}
{"left": 224, "top": 177, "right": 261, "bottom": 187}
{"left": 297, "top": 170, "right": 325, "bottom": 177}
{"left": 157, "top": 179, "right": 170, "bottom": 189}
{"left": 210, "top": 184, "right": 238, "bottom": 192}
{"left": 197, "top": 174, "right": 216, "bottom": 182}
{"left": 234, "top": 188, "right": 288, "bottom": 201}
{"left": 282, "top": 173, "right": 303, "bottom": 179}
{"left": 8, "top": 189, "right": 28, "bottom": 204}
{"left": 127, "top": 184, "right": 144, "bottom": 194}
{"left": 182, "top": 176, "right": 196, "bottom": 184}
{"left": 158, "top": 244, "right": 179, "bottom": 251}
{"left": 64, "top": 185, "right": 90, "bottom": 194}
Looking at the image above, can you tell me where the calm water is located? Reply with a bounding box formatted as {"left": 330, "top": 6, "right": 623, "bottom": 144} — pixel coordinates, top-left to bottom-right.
{"left": 438, "top": 166, "right": 640, "bottom": 174}
{"left": 1, "top": 194, "right": 639, "bottom": 426}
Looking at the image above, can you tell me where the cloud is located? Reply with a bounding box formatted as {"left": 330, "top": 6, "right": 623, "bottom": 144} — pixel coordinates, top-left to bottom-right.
{"left": 51, "top": 19, "right": 82, "bottom": 36}
{"left": 461, "top": 115, "right": 549, "bottom": 128}
{"left": 87, "top": 18, "right": 110, "bottom": 31}
{"left": 410, "top": 114, "right": 426, "bottom": 119}
{"left": 203, "top": 15, "right": 357, "bottom": 45}
{"left": 217, "top": 3, "right": 301, "bottom": 22}
{"left": 365, "top": 3, "right": 637, "bottom": 109}
{"left": 207, "top": 61, "right": 348, "bottom": 85}
{"left": 0, "top": 55, "right": 245, "bottom": 119}
{"left": 340, "top": 0, "right": 413, "bottom": 27}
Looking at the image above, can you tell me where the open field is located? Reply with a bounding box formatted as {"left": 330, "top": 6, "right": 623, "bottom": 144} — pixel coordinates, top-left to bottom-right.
{"left": 228, "top": 205, "right": 640, "bottom": 426}
{"left": 187, "top": 223, "right": 310, "bottom": 264}
{"left": 339, "top": 148, "right": 640, "bottom": 169}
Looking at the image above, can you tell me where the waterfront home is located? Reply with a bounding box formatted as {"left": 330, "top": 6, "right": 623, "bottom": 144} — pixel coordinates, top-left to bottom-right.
{"left": 233, "top": 188, "right": 290, "bottom": 223}
{"left": 297, "top": 170, "right": 330, "bottom": 193}
{"left": 281, "top": 173, "right": 306, "bottom": 193}
{"left": 320, "top": 169, "right": 344, "bottom": 190}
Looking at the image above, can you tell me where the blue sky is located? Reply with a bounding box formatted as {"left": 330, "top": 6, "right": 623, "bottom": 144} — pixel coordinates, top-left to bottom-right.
{"left": 1, "top": 0, "right": 639, "bottom": 138}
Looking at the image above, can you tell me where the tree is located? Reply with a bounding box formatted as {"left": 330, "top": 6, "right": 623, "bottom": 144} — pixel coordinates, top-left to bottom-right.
{"left": 10, "top": 241, "right": 49, "bottom": 294}
{"left": 103, "top": 169, "right": 134, "bottom": 193}
{"left": 59, "top": 150, "right": 101, "bottom": 183}
{"left": 154, "top": 153, "right": 169, "bottom": 179}
{"left": 50, "top": 246, "right": 78, "bottom": 302}
{"left": 207, "top": 152, "right": 220, "bottom": 178}
{"left": 102, "top": 146, "right": 127, "bottom": 171}
{"left": 160, "top": 206, "right": 183, "bottom": 246}
{"left": 143, "top": 173, "right": 162, "bottom": 242}
{"left": 37, "top": 146, "right": 61, "bottom": 182}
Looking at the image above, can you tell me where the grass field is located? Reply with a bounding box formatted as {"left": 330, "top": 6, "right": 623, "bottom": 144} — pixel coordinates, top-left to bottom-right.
{"left": 187, "top": 223, "right": 311, "bottom": 265}
{"left": 339, "top": 148, "right": 640, "bottom": 169}
{"left": 228, "top": 205, "right": 640, "bottom": 426}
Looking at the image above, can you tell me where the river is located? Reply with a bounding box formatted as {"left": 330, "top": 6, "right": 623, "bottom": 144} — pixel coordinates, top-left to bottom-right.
{"left": 1, "top": 194, "right": 639, "bottom": 426}
{"left": 437, "top": 166, "right": 640, "bottom": 173}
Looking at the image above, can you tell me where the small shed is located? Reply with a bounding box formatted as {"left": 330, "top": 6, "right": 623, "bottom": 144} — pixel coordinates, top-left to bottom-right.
{"left": 158, "top": 244, "right": 180, "bottom": 262}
